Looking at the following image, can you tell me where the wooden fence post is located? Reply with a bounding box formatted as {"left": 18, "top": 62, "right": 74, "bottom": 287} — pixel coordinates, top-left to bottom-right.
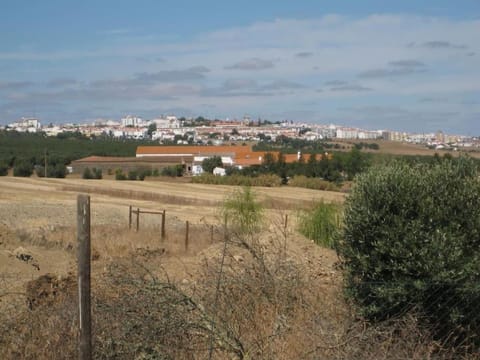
{"left": 136, "top": 208, "right": 140, "bottom": 232}
{"left": 161, "top": 210, "right": 166, "bottom": 240}
{"left": 128, "top": 205, "right": 132, "bottom": 229}
{"left": 224, "top": 215, "right": 228, "bottom": 242}
{"left": 77, "top": 194, "right": 92, "bottom": 360}
{"left": 185, "top": 221, "right": 189, "bottom": 252}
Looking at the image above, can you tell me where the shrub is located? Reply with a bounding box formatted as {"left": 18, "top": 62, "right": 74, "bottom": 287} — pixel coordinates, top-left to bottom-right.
{"left": 93, "top": 167, "right": 102, "bottom": 179}
{"left": 35, "top": 165, "right": 46, "bottom": 177}
{"left": 161, "top": 166, "right": 176, "bottom": 177}
{"left": 338, "top": 158, "right": 480, "bottom": 347}
{"left": 50, "top": 164, "right": 67, "bottom": 178}
{"left": 289, "top": 175, "right": 340, "bottom": 191}
{"left": 13, "top": 161, "right": 33, "bottom": 177}
{"left": 221, "top": 187, "right": 264, "bottom": 235}
{"left": 36, "top": 164, "right": 66, "bottom": 178}
{"left": 82, "top": 167, "right": 93, "bottom": 179}
{"left": 152, "top": 168, "right": 160, "bottom": 177}
{"left": 298, "top": 201, "right": 342, "bottom": 248}
{"left": 192, "top": 173, "right": 282, "bottom": 187}
{"left": 115, "top": 169, "right": 126, "bottom": 180}
{"left": 161, "top": 165, "right": 183, "bottom": 177}
{"left": 127, "top": 170, "right": 137, "bottom": 181}
{"left": 0, "top": 162, "right": 8, "bottom": 176}
{"left": 137, "top": 168, "right": 153, "bottom": 181}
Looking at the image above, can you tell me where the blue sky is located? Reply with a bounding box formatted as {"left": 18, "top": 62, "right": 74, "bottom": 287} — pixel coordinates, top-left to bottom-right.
{"left": 0, "top": 0, "right": 479, "bottom": 134}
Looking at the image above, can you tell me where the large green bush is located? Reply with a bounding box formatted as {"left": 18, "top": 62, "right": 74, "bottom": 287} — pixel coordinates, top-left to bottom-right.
{"left": 338, "top": 158, "right": 480, "bottom": 346}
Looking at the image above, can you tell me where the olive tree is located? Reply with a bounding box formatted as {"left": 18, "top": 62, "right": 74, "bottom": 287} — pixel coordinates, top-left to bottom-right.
{"left": 337, "top": 158, "right": 480, "bottom": 347}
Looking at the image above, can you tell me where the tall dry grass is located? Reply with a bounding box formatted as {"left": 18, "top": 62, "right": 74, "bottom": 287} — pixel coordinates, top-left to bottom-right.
{"left": 0, "top": 196, "right": 475, "bottom": 359}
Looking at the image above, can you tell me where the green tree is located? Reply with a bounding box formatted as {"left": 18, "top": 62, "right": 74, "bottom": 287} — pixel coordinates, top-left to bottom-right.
{"left": 202, "top": 156, "right": 223, "bottom": 174}
{"left": 147, "top": 123, "right": 157, "bottom": 137}
{"left": 49, "top": 163, "right": 66, "bottom": 178}
{"left": 345, "top": 147, "right": 368, "bottom": 180}
{"left": 306, "top": 153, "right": 317, "bottom": 177}
{"left": 261, "top": 152, "right": 276, "bottom": 172}
{"left": 0, "top": 162, "right": 8, "bottom": 176}
{"left": 338, "top": 158, "right": 480, "bottom": 347}
{"left": 13, "top": 161, "right": 33, "bottom": 177}
{"left": 83, "top": 167, "right": 93, "bottom": 179}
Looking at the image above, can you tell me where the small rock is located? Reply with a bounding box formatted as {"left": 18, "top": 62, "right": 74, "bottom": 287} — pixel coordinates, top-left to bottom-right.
{"left": 233, "top": 255, "right": 244, "bottom": 262}
{"left": 13, "top": 247, "right": 40, "bottom": 271}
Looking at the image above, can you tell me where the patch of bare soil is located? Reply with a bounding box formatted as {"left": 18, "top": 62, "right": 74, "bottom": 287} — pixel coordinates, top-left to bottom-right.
{"left": 25, "top": 272, "right": 76, "bottom": 310}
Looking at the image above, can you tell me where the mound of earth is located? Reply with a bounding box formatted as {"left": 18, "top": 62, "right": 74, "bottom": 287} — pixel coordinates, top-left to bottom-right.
{"left": 25, "top": 273, "right": 76, "bottom": 310}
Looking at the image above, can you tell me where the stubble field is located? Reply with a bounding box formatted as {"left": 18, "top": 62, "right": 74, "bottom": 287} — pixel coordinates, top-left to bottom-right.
{"left": 1, "top": 176, "right": 467, "bottom": 359}
{"left": 0, "top": 176, "right": 343, "bottom": 312}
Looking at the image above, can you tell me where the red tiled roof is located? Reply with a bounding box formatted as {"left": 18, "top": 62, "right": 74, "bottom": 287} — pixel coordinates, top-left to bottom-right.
{"left": 71, "top": 155, "right": 193, "bottom": 164}
{"left": 73, "top": 156, "right": 135, "bottom": 163}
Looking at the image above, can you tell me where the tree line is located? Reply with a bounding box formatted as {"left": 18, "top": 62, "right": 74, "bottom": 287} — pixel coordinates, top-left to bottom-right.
{"left": 229, "top": 147, "right": 371, "bottom": 183}
{"left": 0, "top": 130, "right": 155, "bottom": 177}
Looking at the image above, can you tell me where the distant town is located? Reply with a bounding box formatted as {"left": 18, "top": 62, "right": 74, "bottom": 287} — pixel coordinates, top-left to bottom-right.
{"left": 2, "top": 115, "right": 480, "bottom": 151}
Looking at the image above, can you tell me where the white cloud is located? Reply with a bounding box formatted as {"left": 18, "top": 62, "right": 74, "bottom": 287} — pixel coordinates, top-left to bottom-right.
{"left": 1, "top": 14, "right": 479, "bottom": 132}
{"left": 224, "top": 58, "right": 275, "bottom": 70}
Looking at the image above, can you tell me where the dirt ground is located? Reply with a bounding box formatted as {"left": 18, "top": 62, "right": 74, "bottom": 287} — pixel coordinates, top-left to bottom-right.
{"left": 0, "top": 176, "right": 341, "bottom": 312}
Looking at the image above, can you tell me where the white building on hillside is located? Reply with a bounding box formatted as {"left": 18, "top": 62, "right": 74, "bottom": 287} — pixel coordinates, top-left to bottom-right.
{"left": 336, "top": 127, "right": 358, "bottom": 139}
{"left": 121, "top": 115, "right": 143, "bottom": 127}
{"left": 8, "top": 117, "right": 41, "bottom": 132}
{"left": 152, "top": 115, "right": 181, "bottom": 129}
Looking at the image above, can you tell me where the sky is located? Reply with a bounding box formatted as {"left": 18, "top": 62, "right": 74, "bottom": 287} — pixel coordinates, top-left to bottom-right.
{"left": 0, "top": 0, "right": 479, "bottom": 135}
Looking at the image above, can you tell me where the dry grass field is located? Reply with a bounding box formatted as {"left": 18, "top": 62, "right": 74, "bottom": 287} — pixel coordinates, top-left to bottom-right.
{"left": 0, "top": 177, "right": 345, "bottom": 357}
{"left": 0, "top": 176, "right": 344, "bottom": 300}
{"left": 0, "top": 177, "right": 344, "bottom": 286}
{"left": 334, "top": 139, "right": 480, "bottom": 158}
{"left": 0, "top": 176, "right": 468, "bottom": 359}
